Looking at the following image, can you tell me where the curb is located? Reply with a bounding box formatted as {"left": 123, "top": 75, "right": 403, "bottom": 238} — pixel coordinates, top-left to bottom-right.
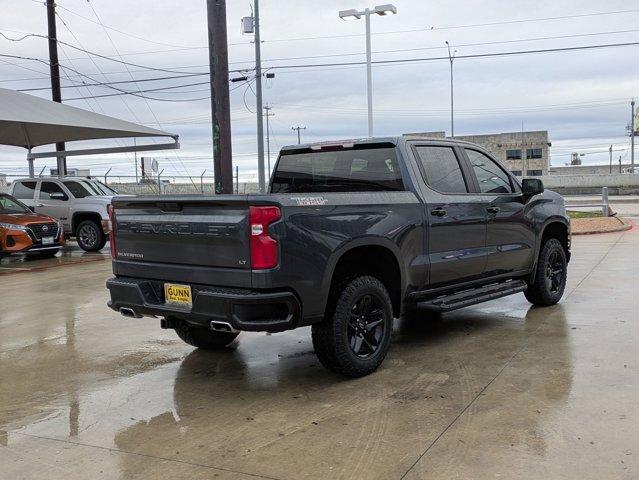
{"left": 571, "top": 217, "right": 633, "bottom": 236}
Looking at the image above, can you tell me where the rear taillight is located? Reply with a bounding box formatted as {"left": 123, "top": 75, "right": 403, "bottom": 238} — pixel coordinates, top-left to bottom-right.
{"left": 249, "top": 206, "right": 281, "bottom": 269}
{"left": 108, "top": 204, "right": 116, "bottom": 259}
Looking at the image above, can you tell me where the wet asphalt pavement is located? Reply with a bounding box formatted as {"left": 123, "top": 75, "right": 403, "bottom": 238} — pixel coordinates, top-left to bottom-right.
{"left": 0, "top": 226, "right": 638, "bottom": 480}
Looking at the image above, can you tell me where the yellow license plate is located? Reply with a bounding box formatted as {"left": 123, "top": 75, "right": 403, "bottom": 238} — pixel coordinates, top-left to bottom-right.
{"left": 164, "top": 283, "right": 192, "bottom": 307}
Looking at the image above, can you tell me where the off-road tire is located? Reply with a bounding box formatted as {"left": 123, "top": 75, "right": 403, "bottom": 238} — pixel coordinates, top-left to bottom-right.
{"left": 174, "top": 322, "right": 239, "bottom": 349}
{"left": 525, "top": 238, "right": 567, "bottom": 306}
{"left": 312, "top": 275, "right": 393, "bottom": 378}
{"left": 76, "top": 220, "right": 107, "bottom": 252}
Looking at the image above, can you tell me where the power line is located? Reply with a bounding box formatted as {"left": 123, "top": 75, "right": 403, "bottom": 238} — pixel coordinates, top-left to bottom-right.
{"left": 263, "top": 40, "right": 639, "bottom": 71}
{"left": 83, "top": 0, "right": 195, "bottom": 184}
{"left": 4, "top": 40, "right": 639, "bottom": 103}
{"left": 63, "top": 78, "right": 247, "bottom": 102}
{"left": 17, "top": 72, "right": 208, "bottom": 91}
{"left": 261, "top": 7, "right": 639, "bottom": 43}
{"left": 0, "top": 30, "right": 204, "bottom": 74}
{"left": 55, "top": 3, "right": 200, "bottom": 49}
{"left": 7, "top": 35, "right": 639, "bottom": 93}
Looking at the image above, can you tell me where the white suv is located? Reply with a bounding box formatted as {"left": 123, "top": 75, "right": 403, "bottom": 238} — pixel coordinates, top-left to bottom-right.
{"left": 10, "top": 177, "right": 116, "bottom": 252}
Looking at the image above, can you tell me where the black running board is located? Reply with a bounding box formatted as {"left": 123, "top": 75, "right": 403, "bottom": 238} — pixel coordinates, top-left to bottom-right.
{"left": 418, "top": 279, "right": 527, "bottom": 312}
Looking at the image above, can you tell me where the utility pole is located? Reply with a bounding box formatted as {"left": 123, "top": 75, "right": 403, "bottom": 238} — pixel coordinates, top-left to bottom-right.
{"left": 46, "top": 0, "right": 66, "bottom": 177}
{"left": 292, "top": 125, "right": 306, "bottom": 144}
{"left": 445, "top": 41, "right": 457, "bottom": 137}
{"left": 609, "top": 145, "right": 613, "bottom": 174}
{"left": 254, "top": 0, "right": 266, "bottom": 192}
{"left": 207, "top": 0, "right": 233, "bottom": 194}
{"left": 264, "top": 105, "right": 274, "bottom": 178}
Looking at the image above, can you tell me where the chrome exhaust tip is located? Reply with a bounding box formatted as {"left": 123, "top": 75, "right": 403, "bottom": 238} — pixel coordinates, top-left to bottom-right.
{"left": 120, "top": 307, "right": 143, "bottom": 319}
{"left": 210, "top": 320, "right": 239, "bottom": 333}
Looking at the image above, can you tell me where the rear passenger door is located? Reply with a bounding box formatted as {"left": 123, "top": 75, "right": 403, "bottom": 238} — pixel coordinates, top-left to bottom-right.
{"left": 463, "top": 148, "right": 535, "bottom": 276}
{"left": 11, "top": 180, "right": 37, "bottom": 210}
{"left": 411, "top": 143, "right": 487, "bottom": 287}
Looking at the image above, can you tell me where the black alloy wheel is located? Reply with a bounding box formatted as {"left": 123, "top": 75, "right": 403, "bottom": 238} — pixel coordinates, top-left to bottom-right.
{"left": 348, "top": 293, "right": 386, "bottom": 358}
{"left": 544, "top": 249, "right": 565, "bottom": 294}
{"left": 312, "top": 275, "right": 393, "bottom": 377}
{"left": 524, "top": 237, "right": 567, "bottom": 306}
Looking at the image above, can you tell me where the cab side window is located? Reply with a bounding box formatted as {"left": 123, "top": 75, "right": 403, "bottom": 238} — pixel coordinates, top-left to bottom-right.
{"left": 39, "top": 181, "right": 66, "bottom": 200}
{"left": 12, "top": 181, "right": 37, "bottom": 199}
{"left": 466, "top": 149, "right": 513, "bottom": 194}
{"left": 414, "top": 146, "right": 468, "bottom": 194}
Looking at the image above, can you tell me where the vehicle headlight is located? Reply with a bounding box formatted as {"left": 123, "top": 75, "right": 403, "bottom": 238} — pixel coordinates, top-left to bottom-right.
{"left": 0, "top": 223, "right": 29, "bottom": 232}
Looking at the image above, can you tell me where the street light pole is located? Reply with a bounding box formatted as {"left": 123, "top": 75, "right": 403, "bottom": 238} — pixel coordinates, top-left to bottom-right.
{"left": 445, "top": 41, "right": 457, "bottom": 137}
{"left": 364, "top": 10, "right": 373, "bottom": 137}
{"left": 339, "top": 4, "right": 397, "bottom": 138}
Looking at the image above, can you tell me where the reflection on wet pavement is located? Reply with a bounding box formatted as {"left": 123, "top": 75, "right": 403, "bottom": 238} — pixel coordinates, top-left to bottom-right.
{"left": 0, "top": 241, "right": 108, "bottom": 275}
{"left": 1, "top": 228, "right": 638, "bottom": 479}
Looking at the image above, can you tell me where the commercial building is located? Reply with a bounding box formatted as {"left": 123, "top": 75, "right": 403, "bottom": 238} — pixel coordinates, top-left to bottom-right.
{"left": 405, "top": 130, "right": 551, "bottom": 176}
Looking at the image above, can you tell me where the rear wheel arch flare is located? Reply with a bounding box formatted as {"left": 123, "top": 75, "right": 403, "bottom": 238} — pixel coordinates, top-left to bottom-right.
{"left": 325, "top": 241, "right": 404, "bottom": 317}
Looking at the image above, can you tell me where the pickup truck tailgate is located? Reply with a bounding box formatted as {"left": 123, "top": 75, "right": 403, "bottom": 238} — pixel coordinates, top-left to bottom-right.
{"left": 112, "top": 196, "right": 250, "bottom": 270}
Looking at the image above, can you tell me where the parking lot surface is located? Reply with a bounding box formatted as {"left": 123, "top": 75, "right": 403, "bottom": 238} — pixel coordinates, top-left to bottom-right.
{"left": 1, "top": 226, "right": 638, "bottom": 480}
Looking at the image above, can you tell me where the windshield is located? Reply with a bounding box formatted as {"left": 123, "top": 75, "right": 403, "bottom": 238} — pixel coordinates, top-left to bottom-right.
{"left": 271, "top": 147, "right": 404, "bottom": 193}
{"left": 63, "top": 180, "right": 117, "bottom": 198}
{"left": 0, "top": 194, "right": 31, "bottom": 214}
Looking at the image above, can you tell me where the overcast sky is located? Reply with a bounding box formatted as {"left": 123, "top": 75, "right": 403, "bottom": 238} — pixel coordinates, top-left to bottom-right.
{"left": 1, "top": 0, "right": 638, "bottom": 180}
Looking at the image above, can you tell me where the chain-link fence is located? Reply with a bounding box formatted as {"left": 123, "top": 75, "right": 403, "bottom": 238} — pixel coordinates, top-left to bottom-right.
{"left": 0, "top": 172, "right": 261, "bottom": 195}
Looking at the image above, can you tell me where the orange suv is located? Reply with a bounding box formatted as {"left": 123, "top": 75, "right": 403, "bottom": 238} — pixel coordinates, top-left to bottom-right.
{"left": 0, "top": 193, "right": 64, "bottom": 259}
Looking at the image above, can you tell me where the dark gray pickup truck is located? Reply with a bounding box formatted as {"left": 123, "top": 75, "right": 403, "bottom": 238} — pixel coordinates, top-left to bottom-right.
{"left": 107, "top": 136, "right": 570, "bottom": 377}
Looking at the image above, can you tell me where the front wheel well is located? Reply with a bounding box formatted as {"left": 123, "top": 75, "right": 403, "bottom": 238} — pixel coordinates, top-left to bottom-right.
{"left": 541, "top": 221, "right": 570, "bottom": 258}
{"left": 328, "top": 245, "right": 402, "bottom": 317}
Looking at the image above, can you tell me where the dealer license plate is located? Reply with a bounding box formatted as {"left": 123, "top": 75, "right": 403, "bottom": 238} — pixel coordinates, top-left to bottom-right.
{"left": 164, "top": 283, "right": 192, "bottom": 307}
{"left": 42, "top": 236, "right": 54, "bottom": 245}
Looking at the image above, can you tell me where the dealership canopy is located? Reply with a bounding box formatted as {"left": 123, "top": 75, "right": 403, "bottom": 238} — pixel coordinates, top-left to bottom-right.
{"left": 0, "top": 88, "right": 179, "bottom": 175}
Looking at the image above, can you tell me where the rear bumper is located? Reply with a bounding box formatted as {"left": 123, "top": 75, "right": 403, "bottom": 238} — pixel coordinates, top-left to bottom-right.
{"left": 106, "top": 277, "right": 302, "bottom": 332}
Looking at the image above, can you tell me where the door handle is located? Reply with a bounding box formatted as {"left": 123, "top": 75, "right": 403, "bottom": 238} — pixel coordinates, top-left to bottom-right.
{"left": 486, "top": 206, "right": 500, "bottom": 214}
{"left": 430, "top": 207, "right": 447, "bottom": 217}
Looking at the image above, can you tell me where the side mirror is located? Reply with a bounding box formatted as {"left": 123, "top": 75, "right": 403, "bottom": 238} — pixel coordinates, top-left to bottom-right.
{"left": 50, "top": 192, "right": 68, "bottom": 201}
{"left": 522, "top": 178, "right": 544, "bottom": 197}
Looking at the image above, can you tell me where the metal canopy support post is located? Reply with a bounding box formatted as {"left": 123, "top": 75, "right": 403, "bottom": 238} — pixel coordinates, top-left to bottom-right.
{"left": 27, "top": 149, "right": 34, "bottom": 178}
